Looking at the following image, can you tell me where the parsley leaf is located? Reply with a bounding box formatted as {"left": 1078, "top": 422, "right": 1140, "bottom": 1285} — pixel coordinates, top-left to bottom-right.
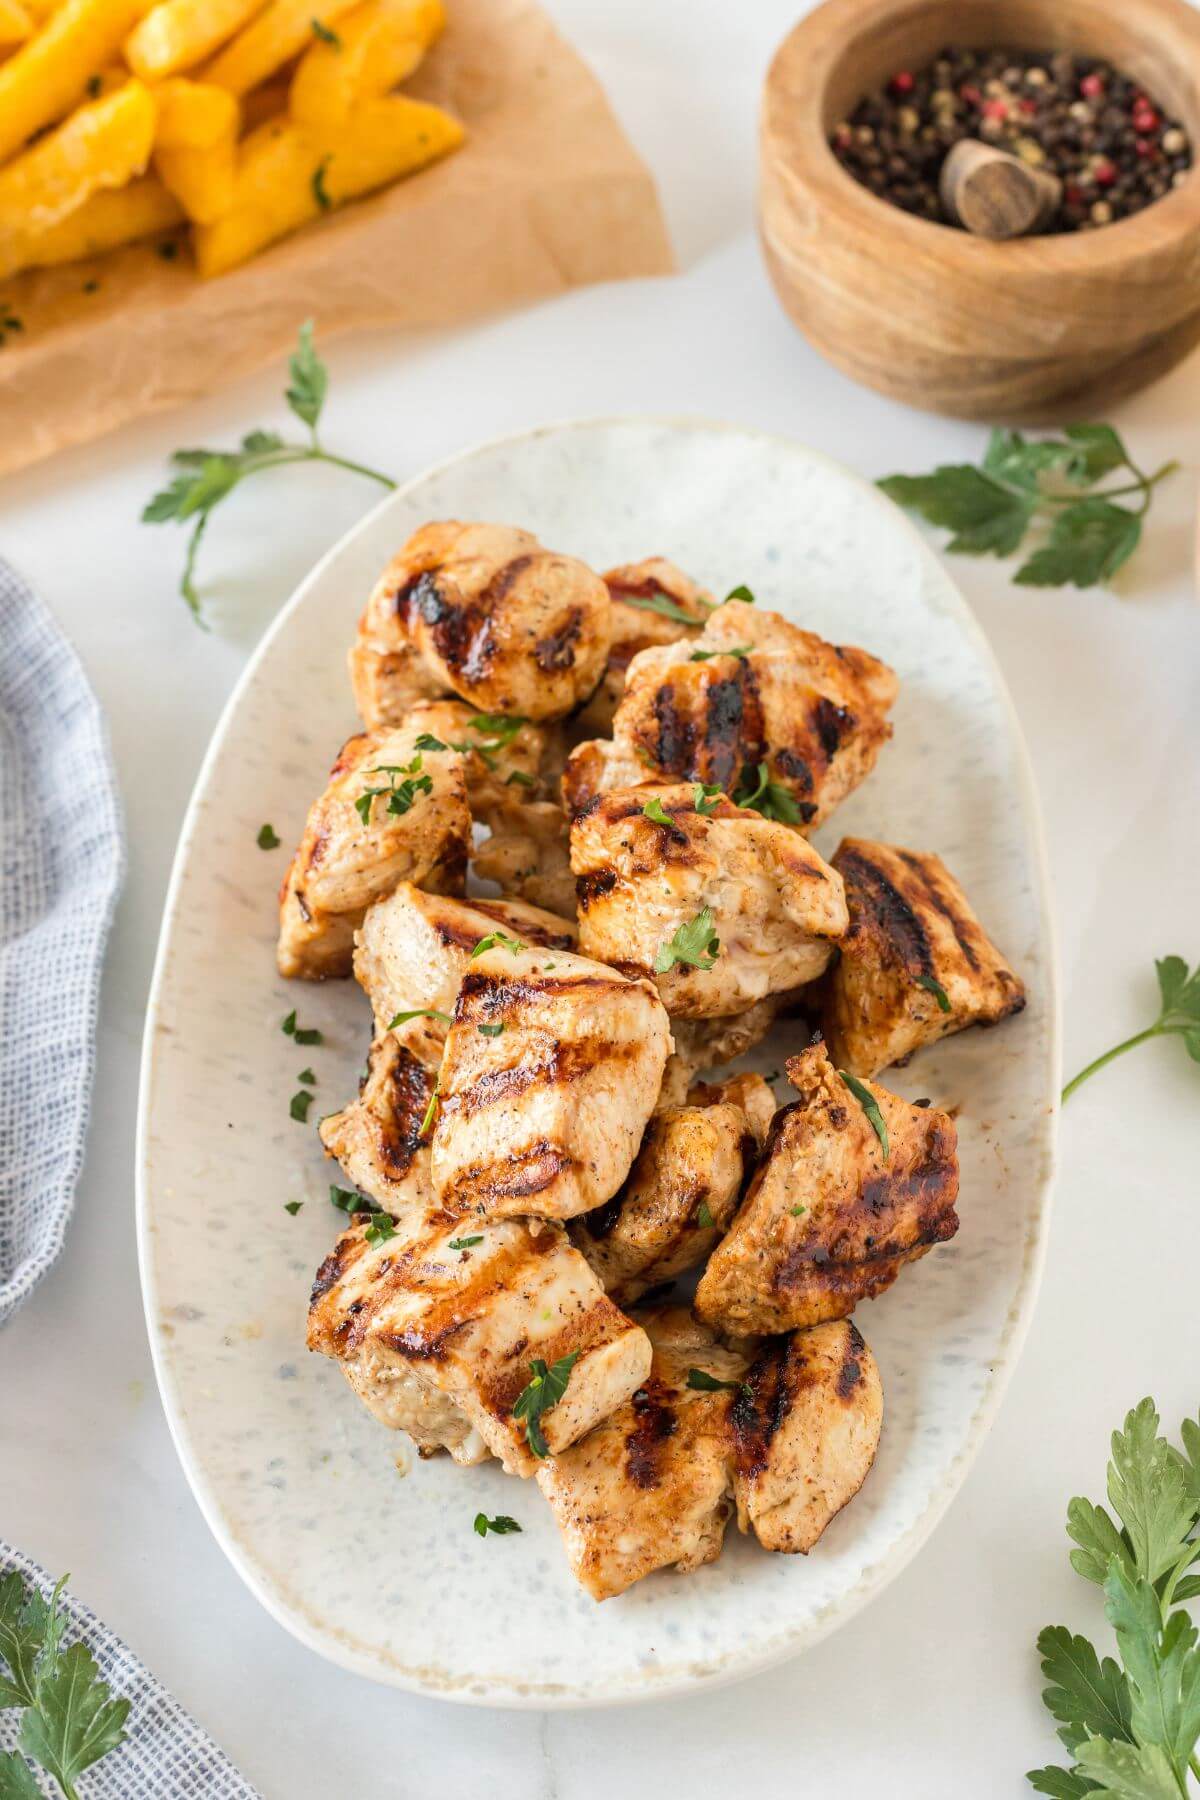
{"left": 733, "top": 762, "right": 805, "bottom": 825}
{"left": 1063, "top": 955, "right": 1200, "bottom": 1100}
{"left": 916, "top": 973, "right": 951, "bottom": 1013}
{"left": 512, "top": 1351, "right": 580, "bottom": 1458}
{"left": 653, "top": 907, "right": 720, "bottom": 974}
{"left": 620, "top": 589, "right": 703, "bottom": 625}
{"left": 0, "top": 1572, "right": 61, "bottom": 1710}
{"left": 294, "top": 1026, "right": 322, "bottom": 1045}
{"left": 353, "top": 756, "right": 433, "bottom": 825}
{"left": 387, "top": 1008, "right": 452, "bottom": 1028}
{"left": 284, "top": 1200, "right": 303, "bottom": 1215}
{"left": 474, "top": 1513, "right": 521, "bottom": 1537}
{"left": 310, "top": 14, "right": 340, "bottom": 41}
{"left": 289, "top": 1090, "right": 313, "bottom": 1122}
{"left": 329, "top": 1184, "right": 380, "bottom": 1215}
{"left": 693, "top": 782, "right": 724, "bottom": 816}
{"left": 18, "top": 1642, "right": 130, "bottom": 1797}
{"left": 418, "top": 1081, "right": 439, "bottom": 1138}
{"left": 1028, "top": 1398, "right": 1200, "bottom": 1799}
{"left": 837, "top": 1068, "right": 889, "bottom": 1161}
{"left": 642, "top": 796, "right": 678, "bottom": 827}
{"left": 696, "top": 1199, "right": 715, "bottom": 1229}
{"left": 467, "top": 713, "right": 527, "bottom": 748}
{"left": 448, "top": 1235, "right": 483, "bottom": 1250}
{"left": 690, "top": 645, "right": 750, "bottom": 661}
{"left": 477, "top": 1023, "right": 505, "bottom": 1038}
{"left": 789, "top": 1204, "right": 807, "bottom": 1216}
{"left": 364, "top": 1213, "right": 397, "bottom": 1246}
{"left": 297, "top": 1067, "right": 316, "bottom": 1086}
{"left": 880, "top": 427, "right": 1175, "bottom": 590}
{"left": 142, "top": 322, "right": 394, "bottom": 623}
{"left": 471, "top": 931, "right": 525, "bottom": 959}
{"left": 724, "top": 584, "right": 755, "bottom": 603}
{"left": 686, "top": 1368, "right": 750, "bottom": 1396}
{"left": 256, "top": 822, "right": 280, "bottom": 849}
{"left": 0, "top": 1751, "right": 44, "bottom": 1797}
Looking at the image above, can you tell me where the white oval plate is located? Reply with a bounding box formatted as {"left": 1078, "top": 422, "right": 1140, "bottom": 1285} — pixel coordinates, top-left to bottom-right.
{"left": 137, "top": 418, "right": 1059, "bottom": 1708}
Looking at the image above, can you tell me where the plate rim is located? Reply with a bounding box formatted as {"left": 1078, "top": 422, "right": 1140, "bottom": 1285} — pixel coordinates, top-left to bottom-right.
{"left": 135, "top": 412, "right": 1062, "bottom": 1709}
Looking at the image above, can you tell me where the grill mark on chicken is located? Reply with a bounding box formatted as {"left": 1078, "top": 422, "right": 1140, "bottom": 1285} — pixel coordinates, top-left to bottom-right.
{"left": 446, "top": 1038, "right": 642, "bottom": 1119}
{"left": 624, "top": 1378, "right": 678, "bottom": 1488}
{"left": 575, "top": 867, "right": 618, "bottom": 911}
{"left": 898, "top": 851, "right": 983, "bottom": 972}
{"left": 479, "top": 553, "right": 536, "bottom": 607}
{"left": 581, "top": 1194, "right": 625, "bottom": 1240}
{"left": 812, "top": 696, "right": 855, "bottom": 760}
{"left": 372, "top": 1048, "right": 431, "bottom": 1177}
{"left": 731, "top": 1339, "right": 801, "bottom": 1479}
{"left": 836, "top": 1323, "right": 867, "bottom": 1399}
{"left": 837, "top": 846, "right": 935, "bottom": 977}
{"left": 651, "top": 685, "right": 695, "bottom": 774}
{"left": 451, "top": 1141, "right": 575, "bottom": 1206}
{"left": 535, "top": 606, "right": 583, "bottom": 672}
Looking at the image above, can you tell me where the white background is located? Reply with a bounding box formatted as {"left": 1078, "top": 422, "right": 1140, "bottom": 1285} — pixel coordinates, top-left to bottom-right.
{"left": 2, "top": 2, "right": 1199, "bottom": 1794}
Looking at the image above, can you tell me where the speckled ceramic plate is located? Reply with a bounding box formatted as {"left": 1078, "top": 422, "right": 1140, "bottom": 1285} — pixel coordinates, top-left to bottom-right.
{"left": 137, "top": 418, "right": 1059, "bottom": 1708}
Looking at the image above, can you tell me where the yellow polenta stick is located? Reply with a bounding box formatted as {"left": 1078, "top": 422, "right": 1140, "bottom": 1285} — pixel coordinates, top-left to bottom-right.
{"left": 289, "top": 0, "right": 443, "bottom": 129}
{"left": 155, "top": 134, "right": 236, "bottom": 221}
{"left": 0, "top": 0, "right": 33, "bottom": 49}
{"left": 124, "top": 0, "right": 265, "bottom": 80}
{"left": 204, "top": 0, "right": 358, "bottom": 98}
{"left": 194, "top": 93, "right": 463, "bottom": 276}
{"left": 0, "top": 0, "right": 152, "bottom": 164}
{"left": 0, "top": 80, "right": 156, "bottom": 244}
{"left": 0, "top": 173, "right": 181, "bottom": 279}
{"left": 154, "top": 73, "right": 239, "bottom": 146}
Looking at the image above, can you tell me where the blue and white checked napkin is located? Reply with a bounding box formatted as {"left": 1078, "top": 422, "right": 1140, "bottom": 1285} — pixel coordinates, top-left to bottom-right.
{"left": 0, "top": 559, "right": 124, "bottom": 1326}
{"left": 0, "top": 1543, "right": 261, "bottom": 1798}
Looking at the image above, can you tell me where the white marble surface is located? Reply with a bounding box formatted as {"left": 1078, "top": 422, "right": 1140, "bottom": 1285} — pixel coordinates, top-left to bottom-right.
{"left": 0, "top": 0, "right": 1197, "bottom": 1792}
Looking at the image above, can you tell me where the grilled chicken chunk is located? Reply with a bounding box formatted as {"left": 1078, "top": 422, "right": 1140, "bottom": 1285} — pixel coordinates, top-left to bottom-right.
{"left": 562, "top": 599, "right": 897, "bottom": 827}
{"left": 401, "top": 698, "right": 551, "bottom": 814}
{"left": 571, "top": 785, "right": 847, "bottom": 1019}
{"left": 318, "top": 1035, "right": 435, "bottom": 1214}
{"left": 536, "top": 1308, "right": 883, "bottom": 1598}
{"left": 354, "top": 882, "right": 577, "bottom": 1064}
{"left": 277, "top": 724, "right": 470, "bottom": 980}
{"left": 572, "top": 558, "right": 710, "bottom": 736}
{"left": 731, "top": 1319, "right": 883, "bottom": 1553}
{"left": 659, "top": 999, "right": 784, "bottom": 1106}
{"left": 570, "top": 1074, "right": 773, "bottom": 1304}
{"left": 822, "top": 838, "right": 1026, "bottom": 1077}
{"left": 349, "top": 521, "right": 612, "bottom": 726}
{"left": 308, "top": 1211, "right": 652, "bottom": 1476}
{"left": 431, "top": 944, "right": 672, "bottom": 1223}
{"left": 695, "top": 1040, "right": 959, "bottom": 1336}
{"left": 472, "top": 793, "right": 575, "bottom": 918}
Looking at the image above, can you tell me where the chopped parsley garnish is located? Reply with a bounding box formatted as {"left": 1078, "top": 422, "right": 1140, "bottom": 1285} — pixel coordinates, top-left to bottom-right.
{"left": 696, "top": 1200, "right": 715, "bottom": 1228}
{"left": 838, "top": 1068, "right": 889, "bottom": 1161}
{"left": 690, "top": 644, "right": 750, "bottom": 661}
{"left": 364, "top": 1213, "right": 397, "bottom": 1246}
{"left": 256, "top": 822, "right": 280, "bottom": 848}
{"left": 620, "top": 589, "right": 702, "bottom": 625}
{"left": 86, "top": 72, "right": 102, "bottom": 95}
{"left": 642, "top": 796, "right": 677, "bottom": 827}
{"left": 284, "top": 1200, "right": 303, "bottom": 1215}
{"left": 916, "top": 973, "right": 952, "bottom": 1013}
{"left": 733, "top": 762, "right": 805, "bottom": 825}
{"left": 470, "top": 931, "right": 525, "bottom": 959}
{"left": 512, "top": 1351, "right": 580, "bottom": 1458}
{"left": 418, "top": 1081, "right": 439, "bottom": 1137}
{"left": 474, "top": 1513, "right": 522, "bottom": 1537}
{"left": 653, "top": 907, "right": 720, "bottom": 974}
{"left": 724, "top": 583, "right": 756, "bottom": 603}
{"left": 468, "top": 712, "right": 526, "bottom": 747}
{"left": 477, "top": 1023, "right": 505, "bottom": 1038}
{"left": 686, "top": 1367, "right": 750, "bottom": 1396}
{"left": 789, "top": 1205, "right": 807, "bottom": 1217}
{"left": 354, "top": 754, "right": 432, "bottom": 825}
{"left": 310, "top": 15, "right": 340, "bottom": 41}
{"left": 312, "top": 157, "right": 332, "bottom": 210}
{"left": 289, "top": 1089, "right": 313, "bottom": 1123}
{"left": 412, "top": 732, "right": 447, "bottom": 752}
{"left": 282, "top": 1010, "right": 296, "bottom": 1034}
{"left": 448, "top": 1235, "right": 483, "bottom": 1250}
{"left": 693, "top": 782, "right": 724, "bottom": 816}
{"left": 295, "top": 1026, "right": 322, "bottom": 1045}
{"left": 297, "top": 1067, "right": 316, "bottom": 1086}
{"left": 387, "top": 1007, "right": 452, "bottom": 1028}
{"left": 505, "top": 770, "right": 535, "bottom": 787}
{"left": 329, "top": 1184, "right": 380, "bottom": 1215}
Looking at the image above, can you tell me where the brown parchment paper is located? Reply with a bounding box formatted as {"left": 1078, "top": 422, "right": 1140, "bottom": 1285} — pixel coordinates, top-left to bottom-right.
{"left": 0, "top": 0, "right": 673, "bottom": 476}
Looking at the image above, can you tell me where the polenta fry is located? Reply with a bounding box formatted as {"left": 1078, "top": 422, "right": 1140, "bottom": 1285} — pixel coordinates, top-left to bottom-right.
{"left": 203, "top": 0, "right": 357, "bottom": 98}
{"left": 0, "top": 80, "right": 156, "bottom": 242}
{"left": 289, "top": 0, "right": 442, "bottom": 129}
{"left": 0, "top": 0, "right": 153, "bottom": 164}
{"left": 238, "top": 73, "right": 286, "bottom": 129}
{"left": 0, "top": 0, "right": 33, "bottom": 49}
{"left": 155, "top": 133, "right": 235, "bottom": 221}
{"left": 0, "top": 173, "right": 181, "bottom": 280}
{"left": 154, "top": 73, "right": 238, "bottom": 146}
{"left": 124, "top": 0, "right": 264, "bottom": 80}
{"left": 194, "top": 93, "right": 462, "bottom": 276}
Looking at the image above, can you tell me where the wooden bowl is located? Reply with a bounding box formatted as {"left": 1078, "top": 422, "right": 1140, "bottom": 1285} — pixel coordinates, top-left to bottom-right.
{"left": 759, "top": 0, "right": 1200, "bottom": 419}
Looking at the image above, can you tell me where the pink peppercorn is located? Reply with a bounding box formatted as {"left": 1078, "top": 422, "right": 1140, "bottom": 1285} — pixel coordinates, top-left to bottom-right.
{"left": 1094, "top": 158, "right": 1117, "bottom": 186}
{"left": 1135, "top": 137, "right": 1156, "bottom": 158}
{"left": 1080, "top": 72, "right": 1105, "bottom": 98}
{"left": 888, "top": 70, "right": 915, "bottom": 95}
{"left": 982, "top": 97, "right": 1008, "bottom": 120}
{"left": 959, "top": 83, "right": 981, "bottom": 105}
{"left": 1133, "top": 105, "right": 1159, "bottom": 132}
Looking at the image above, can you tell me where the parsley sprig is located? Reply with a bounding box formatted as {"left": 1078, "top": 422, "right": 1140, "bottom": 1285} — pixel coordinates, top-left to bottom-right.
{"left": 512, "top": 1351, "right": 580, "bottom": 1458}
{"left": 686, "top": 1367, "right": 750, "bottom": 1397}
{"left": 733, "top": 762, "right": 805, "bottom": 825}
{"left": 0, "top": 1570, "right": 130, "bottom": 1799}
{"left": 142, "top": 322, "right": 395, "bottom": 624}
{"left": 879, "top": 425, "right": 1177, "bottom": 589}
{"left": 1063, "top": 957, "right": 1200, "bottom": 1103}
{"left": 353, "top": 756, "right": 432, "bottom": 826}
{"left": 474, "top": 1513, "right": 521, "bottom": 1537}
{"left": 838, "top": 1068, "right": 889, "bottom": 1161}
{"left": 1028, "top": 1397, "right": 1200, "bottom": 1798}
{"left": 653, "top": 908, "right": 720, "bottom": 974}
